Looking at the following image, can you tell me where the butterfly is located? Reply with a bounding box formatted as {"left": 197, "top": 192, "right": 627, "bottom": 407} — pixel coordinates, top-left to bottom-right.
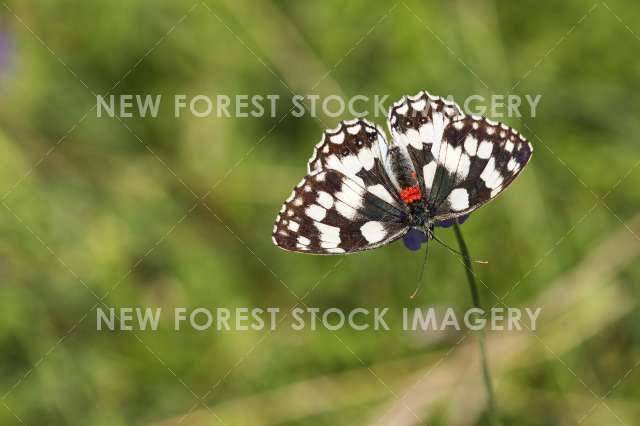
{"left": 272, "top": 90, "right": 532, "bottom": 255}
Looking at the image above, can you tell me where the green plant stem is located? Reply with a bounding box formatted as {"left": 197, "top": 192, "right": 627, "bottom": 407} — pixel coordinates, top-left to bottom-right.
{"left": 453, "top": 222, "right": 499, "bottom": 426}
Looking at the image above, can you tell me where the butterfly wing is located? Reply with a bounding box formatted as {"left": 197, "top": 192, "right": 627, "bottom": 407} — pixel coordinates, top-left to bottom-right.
{"left": 388, "top": 90, "right": 464, "bottom": 197}
{"left": 273, "top": 119, "right": 409, "bottom": 254}
{"left": 388, "top": 90, "right": 532, "bottom": 220}
{"left": 427, "top": 115, "right": 533, "bottom": 219}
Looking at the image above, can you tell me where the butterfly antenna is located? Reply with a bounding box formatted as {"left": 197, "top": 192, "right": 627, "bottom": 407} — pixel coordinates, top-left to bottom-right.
{"left": 432, "top": 235, "right": 488, "bottom": 264}
{"left": 410, "top": 243, "right": 430, "bottom": 299}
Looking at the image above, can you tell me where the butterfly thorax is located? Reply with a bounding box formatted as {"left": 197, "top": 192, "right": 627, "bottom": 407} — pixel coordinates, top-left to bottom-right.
{"left": 407, "top": 200, "right": 429, "bottom": 227}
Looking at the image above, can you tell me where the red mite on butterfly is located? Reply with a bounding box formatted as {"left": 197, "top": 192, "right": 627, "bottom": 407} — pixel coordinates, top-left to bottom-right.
{"left": 400, "top": 171, "right": 423, "bottom": 205}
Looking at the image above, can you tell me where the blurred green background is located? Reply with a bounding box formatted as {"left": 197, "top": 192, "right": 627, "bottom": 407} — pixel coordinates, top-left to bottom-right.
{"left": 1, "top": 0, "right": 640, "bottom": 425}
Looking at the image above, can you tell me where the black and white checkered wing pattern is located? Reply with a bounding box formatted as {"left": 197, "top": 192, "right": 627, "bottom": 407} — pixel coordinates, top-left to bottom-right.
{"left": 426, "top": 116, "right": 532, "bottom": 219}
{"left": 388, "top": 90, "right": 464, "bottom": 194}
{"left": 273, "top": 119, "right": 409, "bottom": 254}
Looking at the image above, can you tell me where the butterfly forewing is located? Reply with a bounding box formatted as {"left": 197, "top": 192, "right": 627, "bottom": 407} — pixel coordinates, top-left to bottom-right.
{"left": 427, "top": 116, "right": 533, "bottom": 218}
{"left": 388, "top": 90, "right": 464, "bottom": 197}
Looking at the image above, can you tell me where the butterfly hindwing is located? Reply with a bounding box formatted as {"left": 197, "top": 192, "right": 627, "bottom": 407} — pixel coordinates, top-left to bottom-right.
{"left": 272, "top": 170, "right": 408, "bottom": 254}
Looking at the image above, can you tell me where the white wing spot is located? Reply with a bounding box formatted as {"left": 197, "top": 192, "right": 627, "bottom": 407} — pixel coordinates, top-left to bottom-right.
{"left": 464, "top": 135, "right": 478, "bottom": 156}
{"left": 327, "top": 247, "right": 345, "bottom": 254}
{"left": 457, "top": 153, "right": 471, "bottom": 180}
{"left": 367, "top": 184, "right": 395, "bottom": 205}
{"left": 316, "top": 191, "right": 334, "bottom": 209}
{"left": 480, "top": 158, "right": 504, "bottom": 190}
{"left": 412, "top": 99, "right": 426, "bottom": 111}
{"left": 477, "top": 141, "right": 493, "bottom": 159}
{"left": 358, "top": 148, "right": 375, "bottom": 170}
{"left": 316, "top": 222, "right": 341, "bottom": 243}
{"left": 443, "top": 144, "right": 462, "bottom": 175}
{"left": 297, "top": 236, "right": 310, "bottom": 246}
{"left": 423, "top": 162, "right": 437, "bottom": 187}
{"left": 480, "top": 157, "right": 495, "bottom": 185}
{"left": 396, "top": 103, "right": 409, "bottom": 115}
{"left": 320, "top": 241, "right": 339, "bottom": 249}
{"left": 336, "top": 178, "right": 365, "bottom": 208}
{"left": 360, "top": 221, "right": 386, "bottom": 244}
{"left": 306, "top": 204, "right": 326, "bottom": 221}
{"left": 347, "top": 124, "right": 362, "bottom": 135}
{"left": 335, "top": 200, "right": 357, "bottom": 220}
{"left": 287, "top": 221, "right": 300, "bottom": 232}
{"left": 336, "top": 153, "right": 363, "bottom": 175}
{"left": 330, "top": 132, "right": 345, "bottom": 144}
{"left": 447, "top": 188, "right": 469, "bottom": 211}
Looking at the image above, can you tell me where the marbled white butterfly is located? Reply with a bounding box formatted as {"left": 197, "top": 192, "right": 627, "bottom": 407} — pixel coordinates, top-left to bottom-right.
{"left": 272, "top": 90, "right": 532, "bottom": 255}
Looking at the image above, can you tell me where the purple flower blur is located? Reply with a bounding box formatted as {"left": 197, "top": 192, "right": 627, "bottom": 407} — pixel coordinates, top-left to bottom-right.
{"left": 435, "top": 214, "right": 469, "bottom": 228}
{"left": 402, "top": 214, "right": 470, "bottom": 251}
{"left": 403, "top": 228, "right": 428, "bottom": 251}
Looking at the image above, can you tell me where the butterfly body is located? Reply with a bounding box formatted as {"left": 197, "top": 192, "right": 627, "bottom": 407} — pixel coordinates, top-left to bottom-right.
{"left": 384, "top": 145, "right": 427, "bottom": 227}
{"left": 273, "top": 90, "right": 532, "bottom": 255}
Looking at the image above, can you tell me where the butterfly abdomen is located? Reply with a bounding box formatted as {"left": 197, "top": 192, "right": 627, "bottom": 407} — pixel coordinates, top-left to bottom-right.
{"left": 387, "top": 146, "right": 422, "bottom": 205}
